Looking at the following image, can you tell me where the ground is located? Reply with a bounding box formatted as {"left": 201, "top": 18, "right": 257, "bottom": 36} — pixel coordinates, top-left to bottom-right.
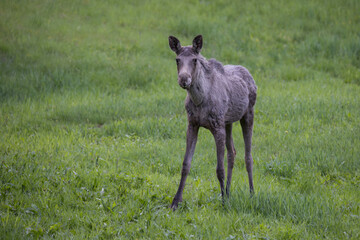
{"left": 0, "top": 0, "right": 359, "bottom": 239}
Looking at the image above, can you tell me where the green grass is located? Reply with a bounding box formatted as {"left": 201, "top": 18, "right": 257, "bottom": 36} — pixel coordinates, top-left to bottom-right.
{"left": 1, "top": 0, "right": 359, "bottom": 239}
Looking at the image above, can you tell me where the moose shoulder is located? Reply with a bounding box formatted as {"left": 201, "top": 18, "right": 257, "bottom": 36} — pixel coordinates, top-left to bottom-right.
{"left": 168, "top": 35, "right": 257, "bottom": 210}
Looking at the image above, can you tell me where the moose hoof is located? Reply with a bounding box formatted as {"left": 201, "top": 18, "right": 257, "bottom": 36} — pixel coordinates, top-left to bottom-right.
{"left": 170, "top": 202, "right": 178, "bottom": 211}
{"left": 250, "top": 189, "right": 255, "bottom": 197}
{"left": 170, "top": 197, "right": 182, "bottom": 210}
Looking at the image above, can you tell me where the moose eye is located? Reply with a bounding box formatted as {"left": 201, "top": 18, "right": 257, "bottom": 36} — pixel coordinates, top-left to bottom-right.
{"left": 176, "top": 59, "right": 180, "bottom": 65}
{"left": 193, "top": 58, "right": 197, "bottom": 65}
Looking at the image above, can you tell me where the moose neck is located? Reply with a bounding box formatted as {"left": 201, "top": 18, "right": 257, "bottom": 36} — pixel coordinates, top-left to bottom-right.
{"left": 187, "top": 60, "right": 209, "bottom": 106}
{"left": 188, "top": 81, "right": 204, "bottom": 106}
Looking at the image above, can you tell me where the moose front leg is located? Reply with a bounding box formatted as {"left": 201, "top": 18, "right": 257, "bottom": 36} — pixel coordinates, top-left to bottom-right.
{"left": 171, "top": 124, "right": 199, "bottom": 210}
{"left": 225, "top": 123, "right": 236, "bottom": 197}
{"left": 211, "top": 127, "right": 226, "bottom": 201}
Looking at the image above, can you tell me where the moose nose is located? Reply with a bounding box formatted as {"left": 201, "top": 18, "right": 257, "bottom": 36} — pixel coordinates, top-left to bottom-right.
{"left": 179, "top": 75, "right": 191, "bottom": 89}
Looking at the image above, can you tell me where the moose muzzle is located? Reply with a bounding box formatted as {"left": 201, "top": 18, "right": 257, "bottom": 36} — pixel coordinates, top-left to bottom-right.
{"left": 178, "top": 73, "right": 192, "bottom": 89}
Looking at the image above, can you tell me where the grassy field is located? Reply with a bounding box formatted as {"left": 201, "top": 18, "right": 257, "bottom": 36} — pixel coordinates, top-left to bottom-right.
{"left": 1, "top": 0, "right": 359, "bottom": 239}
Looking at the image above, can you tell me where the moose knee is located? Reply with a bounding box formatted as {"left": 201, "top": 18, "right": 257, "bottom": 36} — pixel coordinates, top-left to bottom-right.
{"left": 181, "top": 163, "right": 191, "bottom": 176}
{"left": 227, "top": 153, "right": 235, "bottom": 168}
{"left": 244, "top": 155, "right": 253, "bottom": 172}
{"left": 216, "top": 166, "right": 225, "bottom": 180}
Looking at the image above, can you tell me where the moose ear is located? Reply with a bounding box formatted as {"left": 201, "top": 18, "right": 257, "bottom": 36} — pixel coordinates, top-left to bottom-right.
{"left": 169, "top": 36, "right": 181, "bottom": 53}
{"left": 192, "top": 35, "right": 203, "bottom": 53}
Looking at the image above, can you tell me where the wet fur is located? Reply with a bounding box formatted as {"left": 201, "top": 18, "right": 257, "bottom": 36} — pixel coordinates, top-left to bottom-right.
{"left": 169, "top": 35, "right": 257, "bottom": 210}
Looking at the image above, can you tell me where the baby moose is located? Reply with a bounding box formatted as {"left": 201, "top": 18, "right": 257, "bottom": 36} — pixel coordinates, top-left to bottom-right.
{"left": 168, "top": 35, "right": 257, "bottom": 210}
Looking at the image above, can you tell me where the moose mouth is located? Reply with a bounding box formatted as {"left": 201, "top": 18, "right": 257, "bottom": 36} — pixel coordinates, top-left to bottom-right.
{"left": 180, "top": 83, "right": 191, "bottom": 89}
{"left": 179, "top": 77, "right": 192, "bottom": 89}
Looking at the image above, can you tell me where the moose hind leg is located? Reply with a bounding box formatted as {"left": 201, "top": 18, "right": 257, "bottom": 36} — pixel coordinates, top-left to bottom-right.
{"left": 225, "top": 123, "right": 236, "bottom": 197}
{"left": 240, "top": 109, "right": 255, "bottom": 194}
{"left": 211, "top": 127, "right": 226, "bottom": 199}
